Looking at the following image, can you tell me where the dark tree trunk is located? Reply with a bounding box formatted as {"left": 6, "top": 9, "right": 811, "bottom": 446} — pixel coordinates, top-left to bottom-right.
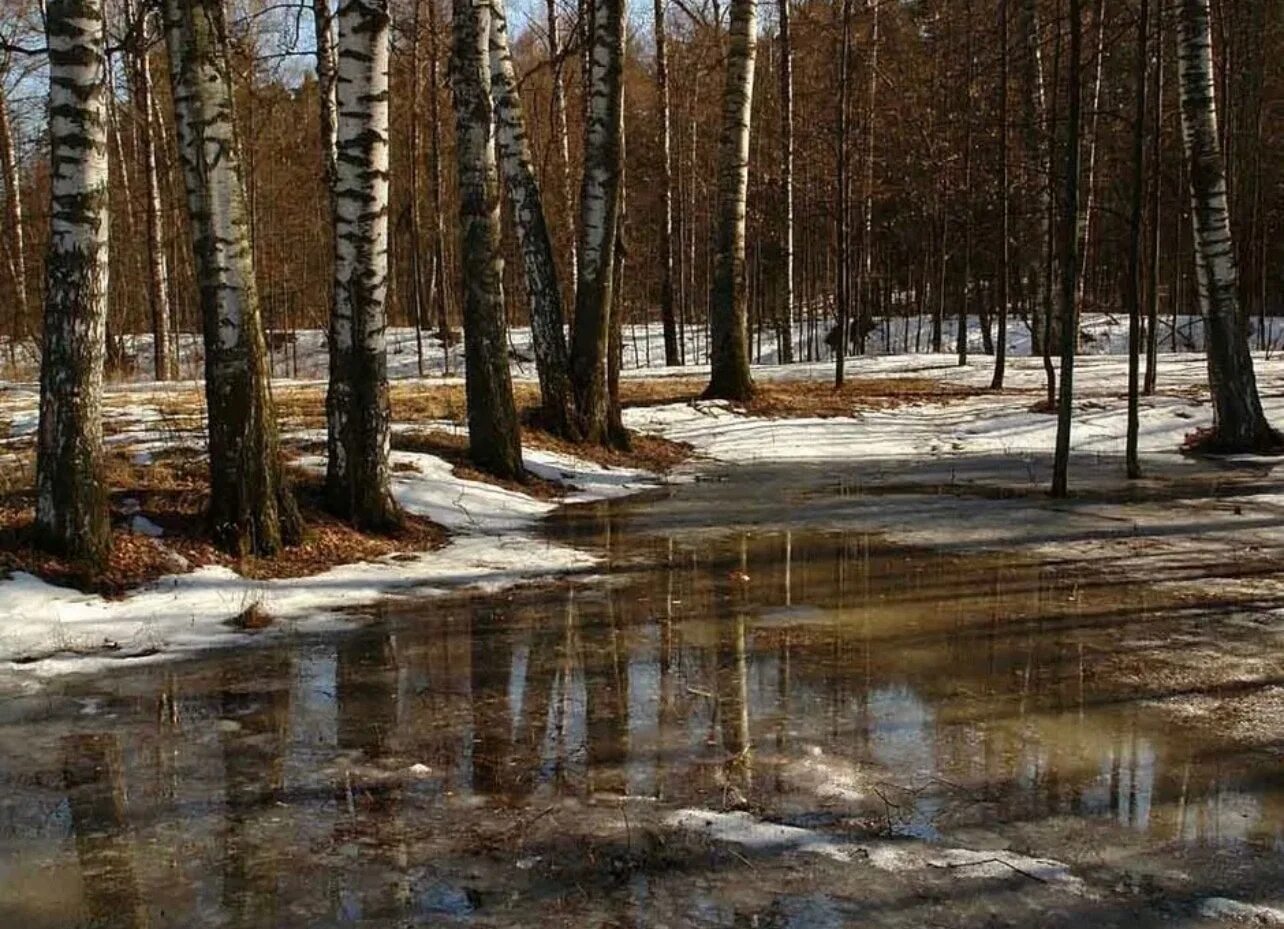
{"left": 1052, "top": 0, "right": 1083, "bottom": 498}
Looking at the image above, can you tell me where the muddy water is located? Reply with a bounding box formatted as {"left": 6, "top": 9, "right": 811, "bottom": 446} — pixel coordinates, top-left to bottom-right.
{"left": 1, "top": 482, "right": 1281, "bottom": 928}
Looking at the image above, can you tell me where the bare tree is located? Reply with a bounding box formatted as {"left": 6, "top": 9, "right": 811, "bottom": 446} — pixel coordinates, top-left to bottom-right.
{"left": 1051, "top": 0, "right": 1083, "bottom": 498}
{"left": 489, "top": 0, "right": 575, "bottom": 436}
{"left": 705, "top": 0, "right": 758, "bottom": 400}
{"left": 569, "top": 0, "right": 627, "bottom": 443}
{"left": 654, "top": 0, "right": 679, "bottom": 366}
{"left": 776, "top": 0, "right": 795, "bottom": 365}
{"left": 329, "top": 0, "right": 401, "bottom": 528}
{"left": 36, "top": 0, "right": 111, "bottom": 564}
{"left": 164, "top": 0, "right": 301, "bottom": 555}
{"left": 450, "top": 0, "right": 524, "bottom": 477}
{"left": 1175, "top": 0, "right": 1275, "bottom": 450}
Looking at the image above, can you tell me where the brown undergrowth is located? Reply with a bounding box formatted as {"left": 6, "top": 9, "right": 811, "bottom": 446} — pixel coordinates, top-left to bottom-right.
{"left": 0, "top": 449, "right": 445, "bottom": 596}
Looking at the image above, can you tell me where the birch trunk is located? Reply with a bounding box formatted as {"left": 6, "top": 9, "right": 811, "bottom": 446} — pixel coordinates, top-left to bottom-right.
{"left": 450, "top": 0, "right": 524, "bottom": 478}
{"left": 330, "top": 0, "right": 400, "bottom": 529}
{"left": 314, "top": 0, "right": 349, "bottom": 500}
{"left": 0, "top": 76, "right": 30, "bottom": 359}
{"left": 545, "top": 0, "right": 577, "bottom": 313}
{"left": 1175, "top": 0, "right": 1275, "bottom": 450}
{"left": 992, "top": 0, "right": 1010, "bottom": 389}
{"left": 489, "top": 0, "right": 575, "bottom": 436}
{"left": 1017, "top": 0, "right": 1050, "bottom": 357}
{"left": 1052, "top": 0, "right": 1083, "bottom": 498}
{"left": 36, "top": 0, "right": 111, "bottom": 564}
{"left": 164, "top": 0, "right": 301, "bottom": 555}
{"left": 128, "top": 5, "right": 176, "bottom": 382}
{"left": 776, "top": 0, "right": 795, "bottom": 365}
{"left": 569, "top": 0, "right": 626, "bottom": 444}
{"left": 1144, "top": 0, "right": 1163, "bottom": 395}
{"left": 835, "top": 0, "right": 852, "bottom": 387}
{"left": 1125, "top": 0, "right": 1149, "bottom": 479}
{"left": 704, "top": 0, "right": 757, "bottom": 400}
{"left": 649, "top": 0, "right": 680, "bottom": 366}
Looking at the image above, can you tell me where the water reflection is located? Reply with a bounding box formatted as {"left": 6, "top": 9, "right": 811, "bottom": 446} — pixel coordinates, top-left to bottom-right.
{"left": 63, "top": 734, "right": 148, "bottom": 929}
{"left": 1, "top": 521, "right": 1280, "bottom": 927}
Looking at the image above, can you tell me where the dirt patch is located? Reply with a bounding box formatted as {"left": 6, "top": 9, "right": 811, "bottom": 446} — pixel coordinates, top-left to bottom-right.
{"left": 0, "top": 452, "right": 446, "bottom": 596}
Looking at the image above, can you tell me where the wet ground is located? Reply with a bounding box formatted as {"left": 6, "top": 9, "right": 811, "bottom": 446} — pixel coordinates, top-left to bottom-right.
{"left": 0, "top": 470, "right": 1281, "bottom": 928}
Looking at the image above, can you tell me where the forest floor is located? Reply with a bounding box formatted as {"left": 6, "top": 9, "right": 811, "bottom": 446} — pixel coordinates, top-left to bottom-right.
{"left": 2, "top": 350, "right": 1283, "bottom": 681}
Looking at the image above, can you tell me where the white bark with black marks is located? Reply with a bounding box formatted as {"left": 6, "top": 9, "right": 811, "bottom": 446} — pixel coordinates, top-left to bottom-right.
{"left": 569, "top": 0, "right": 626, "bottom": 444}
{"left": 450, "top": 0, "right": 524, "bottom": 478}
{"left": 36, "top": 0, "right": 111, "bottom": 564}
{"left": 328, "top": 0, "right": 400, "bottom": 528}
{"left": 705, "top": 0, "right": 757, "bottom": 400}
{"left": 164, "top": 0, "right": 300, "bottom": 555}
{"left": 1176, "top": 0, "right": 1274, "bottom": 450}
{"left": 488, "top": 0, "right": 575, "bottom": 436}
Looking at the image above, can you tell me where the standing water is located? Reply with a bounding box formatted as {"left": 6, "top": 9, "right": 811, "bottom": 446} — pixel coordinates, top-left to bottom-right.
{"left": 1, "top": 474, "right": 1280, "bottom": 927}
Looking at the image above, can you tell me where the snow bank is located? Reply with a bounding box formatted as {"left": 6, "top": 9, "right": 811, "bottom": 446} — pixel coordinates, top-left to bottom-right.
{"left": 0, "top": 435, "right": 660, "bottom": 682}
{"left": 8, "top": 313, "right": 1281, "bottom": 384}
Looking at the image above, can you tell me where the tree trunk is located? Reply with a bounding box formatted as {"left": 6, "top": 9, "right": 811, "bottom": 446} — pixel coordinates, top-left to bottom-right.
{"left": 1017, "top": 0, "right": 1050, "bottom": 357}
{"left": 546, "top": 0, "right": 577, "bottom": 313}
{"left": 858, "top": 0, "right": 879, "bottom": 356}
{"left": 330, "top": 0, "right": 401, "bottom": 529}
{"left": 36, "top": 0, "right": 111, "bottom": 566}
{"left": 0, "top": 71, "right": 30, "bottom": 361}
{"left": 1074, "top": 0, "right": 1107, "bottom": 312}
{"left": 704, "top": 0, "right": 757, "bottom": 401}
{"left": 428, "top": 0, "right": 452, "bottom": 352}
{"left": 1051, "top": 0, "right": 1083, "bottom": 498}
{"left": 128, "top": 6, "right": 176, "bottom": 382}
{"left": 164, "top": 0, "right": 302, "bottom": 556}
{"left": 315, "top": 0, "right": 350, "bottom": 501}
{"left": 654, "top": 0, "right": 680, "bottom": 366}
{"left": 1175, "top": 0, "right": 1274, "bottom": 450}
{"left": 776, "top": 0, "right": 795, "bottom": 365}
{"left": 489, "top": 0, "right": 575, "bottom": 436}
{"left": 1144, "top": 0, "right": 1163, "bottom": 395}
{"left": 992, "top": 0, "right": 1010, "bottom": 390}
{"left": 569, "top": 0, "right": 627, "bottom": 443}
{"left": 1126, "top": 0, "right": 1149, "bottom": 479}
{"left": 450, "top": 0, "right": 524, "bottom": 478}
{"left": 835, "top": 0, "right": 852, "bottom": 387}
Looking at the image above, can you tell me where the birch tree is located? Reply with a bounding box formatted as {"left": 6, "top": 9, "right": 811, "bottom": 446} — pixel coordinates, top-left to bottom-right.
{"left": 489, "top": 0, "right": 575, "bottom": 436}
{"left": 450, "top": 0, "right": 524, "bottom": 478}
{"left": 775, "top": 0, "right": 795, "bottom": 366}
{"left": 125, "top": 0, "right": 175, "bottom": 381}
{"left": 163, "top": 0, "right": 301, "bottom": 555}
{"left": 0, "top": 60, "right": 30, "bottom": 364}
{"left": 1176, "top": 0, "right": 1275, "bottom": 451}
{"left": 654, "top": 0, "right": 679, "bottom": 366}
{"left": 1125, "top": 0, "right": 1149, "bottom": 479}
{"left": 35, "top": 0, "right": 110, "bottom": 564}
{"left": 704, "top": 0, "right": 757, "bottom": 400}
{"left": 1016, "top": 0, "right": 1050, "bottom": 358}
{"left": 569, "top": 0, "right": 627, "bottom": 444}
{"left": 1051, "top": 0, "right": 1083, "bottom": 498}
{"left": 328, "top": 0, "right": 400, "bottom": 528}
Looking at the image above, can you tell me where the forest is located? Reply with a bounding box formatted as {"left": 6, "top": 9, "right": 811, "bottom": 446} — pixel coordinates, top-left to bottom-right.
{"left": 0, "top": 0, "right": 1282, "bottom": 926}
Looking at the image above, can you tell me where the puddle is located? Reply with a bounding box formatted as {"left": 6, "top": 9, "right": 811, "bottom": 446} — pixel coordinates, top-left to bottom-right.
{"left": 0, "top": 480, "right": 1281, "bottom": 927}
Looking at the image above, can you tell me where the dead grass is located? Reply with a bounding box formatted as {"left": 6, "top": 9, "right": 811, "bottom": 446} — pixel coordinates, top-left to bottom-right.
{"left": 0, "top": 450, "right": 446, "bottom": 596}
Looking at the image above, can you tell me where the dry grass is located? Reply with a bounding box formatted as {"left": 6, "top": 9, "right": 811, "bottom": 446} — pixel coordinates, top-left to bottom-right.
{"left": 0, "top": 450, "right": 446, "bottom": 596}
